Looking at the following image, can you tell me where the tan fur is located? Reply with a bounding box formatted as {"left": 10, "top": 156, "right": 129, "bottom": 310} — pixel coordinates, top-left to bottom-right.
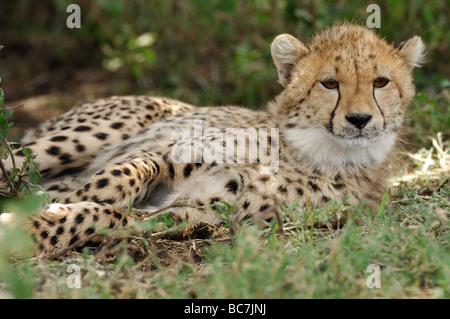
{"left": 2, "top": 24, "right": 424, "bottom": 254}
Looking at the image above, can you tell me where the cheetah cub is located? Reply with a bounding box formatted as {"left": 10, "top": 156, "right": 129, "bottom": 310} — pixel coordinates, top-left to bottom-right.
{"left": 6, "top": 24, "right": 425, "bottom": 253}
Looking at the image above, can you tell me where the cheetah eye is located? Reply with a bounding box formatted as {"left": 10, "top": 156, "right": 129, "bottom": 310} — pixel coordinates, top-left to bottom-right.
{"left": 321, "top": 79, "right": 339, "bottom": 90}
{"left": 373, "top": 77, "right": 390, "bottom": 88}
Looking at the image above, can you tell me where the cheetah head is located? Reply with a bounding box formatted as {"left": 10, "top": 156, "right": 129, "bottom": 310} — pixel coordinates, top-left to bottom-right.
{"left": 270, "top": 23, "right": 425, "bottom": 170}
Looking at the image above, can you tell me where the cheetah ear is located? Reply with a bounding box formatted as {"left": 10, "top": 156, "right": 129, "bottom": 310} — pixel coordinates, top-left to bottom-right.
{"left": 395, "top": 36, "right": 426, "bottom": 68}
{"left": 271, "top": 34, "right": 309, "bottom": 87}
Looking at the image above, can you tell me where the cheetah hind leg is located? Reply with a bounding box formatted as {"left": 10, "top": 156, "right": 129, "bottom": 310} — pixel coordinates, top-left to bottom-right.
{"left": 60, "top": 151, "right": 165, "bottom": 209}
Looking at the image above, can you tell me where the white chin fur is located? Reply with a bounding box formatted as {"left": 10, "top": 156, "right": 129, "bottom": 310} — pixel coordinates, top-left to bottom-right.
{"left": 283, "top": 125, "right": 396, "bottom": 169}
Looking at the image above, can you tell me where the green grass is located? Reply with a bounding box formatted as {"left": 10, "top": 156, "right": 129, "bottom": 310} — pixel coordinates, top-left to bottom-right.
{"left": 1, "top": 179, "right": 448, "bottom": 299}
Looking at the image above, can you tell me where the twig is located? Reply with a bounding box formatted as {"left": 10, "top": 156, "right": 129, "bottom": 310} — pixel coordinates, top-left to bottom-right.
{"left": 4, "top": 139, "right": 16, "bottom": 172}
{"left": 0, "top": 155, "right": 19, "bottom": 197}
{"left": 271, "top": 195, "right": 286, "bottom": 239}
{"left": 1, "top": 104, "right": 24, "bottom": 111}
{"left": 131, "top": 200, "right": 199, "bottom": 220}
{"left": 0, "top": 189, "right": 14, "bottom": 197}
{"left": 39, "top": 232, "right": 99, "bottom": 260}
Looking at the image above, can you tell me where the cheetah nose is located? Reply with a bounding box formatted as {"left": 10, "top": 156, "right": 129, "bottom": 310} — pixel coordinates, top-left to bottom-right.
{"left": 345, "top": 113, "right": 372, "bottom": 129}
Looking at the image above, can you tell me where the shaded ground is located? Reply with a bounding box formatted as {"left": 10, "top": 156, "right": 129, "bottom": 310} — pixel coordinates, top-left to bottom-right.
{"left": 0, "top": 33, "right": 142, "bottom": 139}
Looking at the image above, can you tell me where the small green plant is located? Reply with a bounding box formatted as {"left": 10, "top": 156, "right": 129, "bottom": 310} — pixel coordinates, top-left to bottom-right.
{"left": 0, "top": 47, "right": 44, "bottom": 200}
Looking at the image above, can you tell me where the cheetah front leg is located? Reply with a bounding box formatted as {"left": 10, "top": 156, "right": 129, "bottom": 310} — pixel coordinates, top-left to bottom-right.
{"left": 26, "top": 150, "right": 164, "bottom": 254}
{"left": 27, "top": 202, "right": 129, "bottom": 253}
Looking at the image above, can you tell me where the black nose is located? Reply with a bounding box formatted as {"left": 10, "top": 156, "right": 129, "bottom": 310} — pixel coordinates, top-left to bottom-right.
{"left": 345, "top": 113, "right": 372, "bottom": 128}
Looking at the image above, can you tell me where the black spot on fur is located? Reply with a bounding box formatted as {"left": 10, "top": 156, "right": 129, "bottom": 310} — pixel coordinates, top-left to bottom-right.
{"left": 50, "top": 236, "right": 58, "bottom": 246}
{"left": 94, "top": 133, "right": 108, "bottom": 140}
{"left": 14, "top": 150, "right": 25, "bottom": 157}
{"left": 332, "top": 183, "right": 345, "bottom": 190}
{"left": 59, "top": 153, "right": 72, "bottom": 164}
{"left": 281, "top": 63, "right": 295, "bottom": 83}
{"left": 308, "top": 181, "right": 320, "bottom": 192}
{"left": 278, "top": 185, "right": 288, "bottom": 193}
{"left": 259, "top": 176, "right": 270, "bottom": 182}
{"left": 195, "top": 162, "right": 203, "bottom": 168}
{"left": 168, "top": 163, "right": 175, "bottom": 178}
{"left": 40, "top": 168, "right": 51, "bottom": 175}
{"left": 56, "top": 226, "right": 64, "bottom": 235}
{"left": 285, "top": 123, "right": 296, "bottom": 129}
{"left": 183, "top": 164, "right": 193, "bottom": 178}
{"left": 96, "top": 178, "right": 109, "bottom": 188}
{"left": 74, "top": 125, "right": 92, "bottom": 132}
{"left": 85, "top": 227, "right": 95, "bottom": 235}
{"left": 111, "top": 122, "right": 124, "bottom": 129}
{"left": 129, "top": 179, "right": 135, "bottom": 186}
{"left": 225, "top": 180, "right": 239, "bottom": 194}
{"left": 76, "top": 144, "right": 86, "bottom": 152}
{"left": 243, "top": 201, "right": 250, "bottom": 210}
{"left": 50, "top": 136, "right": 68, "bottom": 142}
{"left": 46, "top": 146, "right": 61, "bottom": 156}
{"left": 69, "top": 235, "right": 79, "bottom": 246}
{"left": 209, "top": 197, "right": 221, "bottom": 204}
{"left": 206, "top": 161, "right": 217, "bottom": 172}
{"left": 296, "top": 187, "right": 304, "bottom": 196}
{"left": 111, "top": 169, "right": 122, "bottom": 176}
{"left": 154, "top": 162, "right": 160, "bottom": 174}
{"left": 43, "top": 218, "right": 55, "bottom": 227}
{"left": 123, "top": 167, "right": 131, "bottom": 176}
{"left": 40, "top": 231, "right": 49, "bottom": 239}
{"left": 259, "top": 203, "right": 270, "bottom": 212}
{"left": 75, "top": 213, "right": 84, "bottom": 224}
